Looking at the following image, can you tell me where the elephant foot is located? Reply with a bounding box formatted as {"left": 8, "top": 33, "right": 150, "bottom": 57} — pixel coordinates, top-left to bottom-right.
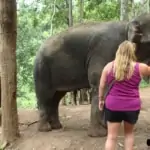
{"left": 101, "top": 121, "right": 107, "bottom": 129}
{"left": 50, "top": 121, "right": 63, "bottom": 129}
{"left": 87, "top": 125, "right": 107, "bottom": 137}
{"left": 38, "top": 120, "right": 52, "bottom": 132}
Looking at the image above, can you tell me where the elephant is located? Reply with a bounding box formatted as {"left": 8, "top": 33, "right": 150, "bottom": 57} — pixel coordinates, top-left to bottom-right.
{"left": 33, "top": 13, "right": 150, "bottom": 137}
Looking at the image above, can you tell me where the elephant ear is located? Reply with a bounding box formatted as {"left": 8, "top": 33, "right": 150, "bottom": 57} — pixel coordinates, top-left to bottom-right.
{"left": 127, "top": 20, "right": 143, "bottom": 43}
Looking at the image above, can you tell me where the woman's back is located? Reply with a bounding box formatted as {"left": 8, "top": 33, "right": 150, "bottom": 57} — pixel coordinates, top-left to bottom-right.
{"left": 105, "top": 62, "right": 142, "bottom": 111}
{"left": 98, "top": 40, "right": 150, "bottom": 150}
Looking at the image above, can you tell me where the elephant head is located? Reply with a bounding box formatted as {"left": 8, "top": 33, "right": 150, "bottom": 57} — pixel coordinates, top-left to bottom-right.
{"left": 127, "top": 21, "right": 142, "bottom": 43}
{"left": 127, "top": 13, "right": 150, "bottom": 61}
{"left": 127, "top": 13, "right": 150, "bottom": 43}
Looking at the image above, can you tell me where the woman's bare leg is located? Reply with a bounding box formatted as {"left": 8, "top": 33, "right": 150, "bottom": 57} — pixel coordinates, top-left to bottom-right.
{"left": 105, "top": 121, "right": 121, "bottom": 150}
{"left": 124, "top": 121, "right": 135, "bottom": 150}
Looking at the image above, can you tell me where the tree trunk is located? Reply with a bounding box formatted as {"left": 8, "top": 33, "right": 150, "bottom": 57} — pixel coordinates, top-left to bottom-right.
{"left": 120, "top": 0, "right": 129, "bottom": 21}
{"left": 146, "top": 0, "right": 150, "bottom": 13}
{"left": 0, "top": 77, "right": 1, "bottom": 125}
{"left": 140, "top": 0, "right": 150, "bottom": 13}
{"left": 128, "top": 0, "right": 134, "bottom": 19}
{"left": 50, "top": 0, "right": 57, "bottom": 36}
{"left": 79, "top": 89, "right": 87, "bottom": 105}
{"left": 0, "top": 0, "right": 20, "bottom": 144}
{"left": 79, "top": 0, "right": 84, "bottom": 23}
{"left": 68, "top": 0, "right": 73, "bottom": 27}
{"left": 130, "top": 0, "right": 150, "bottom": 19}
{"left": 87, "top": 89, "right": 91, "bottom": 104}
{"left": 71, "top": 91, "right": 78, "bottom": 105}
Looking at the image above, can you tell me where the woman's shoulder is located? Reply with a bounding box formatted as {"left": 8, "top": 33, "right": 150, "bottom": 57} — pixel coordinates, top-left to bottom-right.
{"left": 132, "top": 62, "right": 147, "bottom": 68}
{"left": 104, "top": 61, "right": 113, "bottom": 68}
{"left": 103, "top": 61, "right": 114, "bottom": 73}
{"left": 136, "top": 61, "right": 149, "bottom": 77}
{"left": 137, "top": 62, "right": 148, "bottom": 68}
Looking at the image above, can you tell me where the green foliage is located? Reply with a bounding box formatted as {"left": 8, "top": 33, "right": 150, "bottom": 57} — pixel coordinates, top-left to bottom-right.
{"left": 140, "top": 79, "right": 150, "bottom": 88}
{"left": 17, "top": 0, "right": 69, "bottom": 107}
{"left": 84, "top": 0, "right": 120, "bottom": 21}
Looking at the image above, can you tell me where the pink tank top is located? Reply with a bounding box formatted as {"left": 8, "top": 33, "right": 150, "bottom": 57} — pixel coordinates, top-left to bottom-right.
{"left": 105, "top": 62, "right": 142, "bottom": 111}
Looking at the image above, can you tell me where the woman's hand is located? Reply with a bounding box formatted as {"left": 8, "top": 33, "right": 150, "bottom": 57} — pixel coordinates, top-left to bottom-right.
{"left": 99, "top": 100, "right": 104, "bottom": 111}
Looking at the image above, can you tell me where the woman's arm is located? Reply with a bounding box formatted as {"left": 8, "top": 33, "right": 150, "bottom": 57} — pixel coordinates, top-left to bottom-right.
{"left": 139, "top": 63, "right": 150, "bottom": 78}
{"left": 98, "top": 64, "right": 108, "bottom": 102}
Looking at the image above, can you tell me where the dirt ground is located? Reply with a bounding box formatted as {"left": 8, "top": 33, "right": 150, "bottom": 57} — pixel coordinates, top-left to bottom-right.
{"left": 2, "top": 87, "right": 150, "bottom": 150}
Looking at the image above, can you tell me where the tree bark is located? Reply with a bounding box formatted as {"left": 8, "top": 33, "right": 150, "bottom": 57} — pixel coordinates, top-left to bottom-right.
{"left": 0, "top": 0, "right": 20, "bottom": 144}
{"left": 79, "top": 89, "right": 88, "bottom": 105}
{"left": 71, "top": 90, "right": 78, "bottom": 105}
{"left": 0, "top": 77, "right": 1, "bottom": 125}
{"left": 141, "top": 0, "right": 150, "bottom": 13}
{"left": 146, "top": 0, "right": 150, "bottom": 13}
{"left": 120, "top": 0, "right": 129, "bottom": 21}
{"left": 68, "top": 0, "right": 73, "bottom": 27}
{"left": 50, "top": 0, "right": 57, "bottom": 36}
{"left": 79, "top": 0, "right": 84, "bottom": 23}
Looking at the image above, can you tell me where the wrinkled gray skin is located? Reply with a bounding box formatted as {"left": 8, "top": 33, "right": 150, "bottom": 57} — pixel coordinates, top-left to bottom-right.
{"left": 33, "top": 13, "right": 150, "bottom": 137}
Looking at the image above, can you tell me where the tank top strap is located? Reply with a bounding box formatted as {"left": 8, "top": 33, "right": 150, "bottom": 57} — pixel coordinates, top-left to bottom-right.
{"left": 107, "top": 61, "right": 114, "bottom": 77}
{"left": 134, "top": 62, "right": 140, "bottom": 77}
{"left": 135, "top": 62, "right": 139, "bottom": 70}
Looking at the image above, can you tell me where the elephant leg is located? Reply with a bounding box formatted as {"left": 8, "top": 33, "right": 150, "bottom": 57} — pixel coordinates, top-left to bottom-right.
{"left": 37, "top": 89, "right": 55, "bottom": 132}
{"left": 34, "top": 59, "right": 60, "bottom": 132}
{"left": 87, "top": 89, "right": 107, "bottom": 137}
{"left": 34, "top": 76, "right": 55, "bottom": 131}
{"left": 49, "top": 91, "right": 66, "bottom": 129}
{"left": 87, "top": 62, "right": 107, "bottom": 137}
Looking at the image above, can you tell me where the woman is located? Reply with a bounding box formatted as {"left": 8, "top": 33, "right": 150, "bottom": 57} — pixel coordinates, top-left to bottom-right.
{"left": 99, "top": 40, "right": 150, "bottom": 150}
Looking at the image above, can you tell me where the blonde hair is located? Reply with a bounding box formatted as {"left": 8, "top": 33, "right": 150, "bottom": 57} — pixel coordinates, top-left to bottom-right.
{"left": 113, "top": 40, "right": 137, "bottom": 81}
